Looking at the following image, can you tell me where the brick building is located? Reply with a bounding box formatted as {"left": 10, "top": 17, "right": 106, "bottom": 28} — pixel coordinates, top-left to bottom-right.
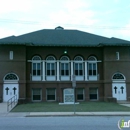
{"left": 0, "top": 26, "right": 130, "bottom": 103}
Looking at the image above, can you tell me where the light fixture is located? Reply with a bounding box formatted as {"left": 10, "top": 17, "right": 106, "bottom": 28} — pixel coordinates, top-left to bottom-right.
{"left": 64, "top": 50, "right": 67, "bottom": 54}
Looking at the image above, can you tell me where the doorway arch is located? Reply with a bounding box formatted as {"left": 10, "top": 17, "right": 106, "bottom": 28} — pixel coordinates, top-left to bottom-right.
{"left": 112, "top": 73, "right": 126, "bottom": 101}
{"left": 3, "top": 73, "right": 19, "bottom": 102}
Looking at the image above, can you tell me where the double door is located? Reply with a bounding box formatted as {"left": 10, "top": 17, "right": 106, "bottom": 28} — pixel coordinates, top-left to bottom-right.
{"left": 112, "top": 83, "right": 126, "bottom": 100}
{"left": 3, "top": 84, "right": 18, "bottom": 102}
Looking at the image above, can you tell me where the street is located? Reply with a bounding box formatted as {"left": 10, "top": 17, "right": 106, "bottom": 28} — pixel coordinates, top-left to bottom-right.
{"left": 0, "top": 116, "right": 130, "bottom": 130}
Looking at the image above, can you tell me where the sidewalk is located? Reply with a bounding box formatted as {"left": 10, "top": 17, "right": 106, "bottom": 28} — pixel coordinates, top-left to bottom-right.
{"left": 1, "top": 112, "right": 130, "bottom": 117}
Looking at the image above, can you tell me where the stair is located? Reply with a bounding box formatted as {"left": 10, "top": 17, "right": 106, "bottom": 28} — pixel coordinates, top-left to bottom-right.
{"left": 117, "top": 100, "right": 130, "bottom": 104}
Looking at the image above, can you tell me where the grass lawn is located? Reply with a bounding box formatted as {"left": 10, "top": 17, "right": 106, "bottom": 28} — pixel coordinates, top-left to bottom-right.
{"left": 11, "top": 102, "right": 130, "bottom": 112}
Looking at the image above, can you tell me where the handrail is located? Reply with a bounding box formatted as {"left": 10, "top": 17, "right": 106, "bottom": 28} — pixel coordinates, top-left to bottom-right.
{"left": 7, "top": 95, "right": 18, "bottom": 112}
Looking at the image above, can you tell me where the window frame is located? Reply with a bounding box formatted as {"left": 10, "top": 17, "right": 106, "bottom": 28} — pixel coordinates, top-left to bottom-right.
{"left": 60, "top": 56, "right": 70, "bottom": 76}
{"left": 89, "top": 88, "right": 98, "bottom": 100}
{"left": 74, "top": 56, "right": 84, "bottom": 76}
{"left": 46, "top": 88, "right": 56, "bottom": 101}
{"left": 32, "top": 56, "right": 42, "bottom": 77}
{"left": 32, "top": 88, "right": 42, "bottom": 102}
{"left": 76, "top": 88, "right": 84, "bottom": 101}
{"left": 46, "top": 56, "right": 56, "bottom": 76}
{"left": 88, "top": 56, "right": 97, "bottom": 77}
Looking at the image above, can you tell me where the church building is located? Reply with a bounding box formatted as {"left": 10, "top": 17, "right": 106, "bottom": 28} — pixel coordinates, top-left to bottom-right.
{"left": 0, "top": 26, "right": 130, "bottom": 103}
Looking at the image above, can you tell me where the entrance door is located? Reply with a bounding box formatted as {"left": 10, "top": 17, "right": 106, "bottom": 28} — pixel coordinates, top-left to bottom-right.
{"left": 3, "top": 84, "right": 19, "bottom": 102}
{"left": 112, "top": 83, "right": 126, "bottom": 100}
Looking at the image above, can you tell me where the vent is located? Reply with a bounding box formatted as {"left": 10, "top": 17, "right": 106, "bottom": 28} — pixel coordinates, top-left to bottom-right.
{"left": 55, "top": 26, "right": 64, "bottom": 30}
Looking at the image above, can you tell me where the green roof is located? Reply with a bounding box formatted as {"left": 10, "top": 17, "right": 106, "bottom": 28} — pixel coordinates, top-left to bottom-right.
{"left": 0, "top": 28, "right": 130, "bottom": 47}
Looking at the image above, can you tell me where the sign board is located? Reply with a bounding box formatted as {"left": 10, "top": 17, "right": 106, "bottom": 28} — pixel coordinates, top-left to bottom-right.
{"left": 72, "top": 75, "right": 76, "bottom": 88}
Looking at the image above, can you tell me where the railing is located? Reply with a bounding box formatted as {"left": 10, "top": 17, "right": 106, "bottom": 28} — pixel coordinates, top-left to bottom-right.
{"left": 7, "top": 95, "right": 18, "bottom": 112}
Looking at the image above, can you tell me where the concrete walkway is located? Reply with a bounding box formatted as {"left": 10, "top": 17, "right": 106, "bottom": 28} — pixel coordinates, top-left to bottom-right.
{"left": 0, "top": 103, "right": 7, "bottom": 113}
{"left": 0, "top": 102, "right": 130, "bottom": 117}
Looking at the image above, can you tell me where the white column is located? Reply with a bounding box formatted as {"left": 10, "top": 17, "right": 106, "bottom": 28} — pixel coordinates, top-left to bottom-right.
{"left": 42, "top": 61, "right": 45, "bottom": 81}
{"left": 57, "top": 61, "right": 60, "bottom": 81}
{"left": 85, "top": 61, "right": 88, "bottom": 81}
{"left": 71, "top": 61, "right": 73, "bottom": 81}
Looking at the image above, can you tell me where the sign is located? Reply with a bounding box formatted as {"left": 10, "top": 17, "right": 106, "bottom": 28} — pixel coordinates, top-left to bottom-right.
{"left": 118, "top": 119, "right": 130, "bottom": 129}
{"left": 72, "top": 75, "right": 76, "bottom": 88}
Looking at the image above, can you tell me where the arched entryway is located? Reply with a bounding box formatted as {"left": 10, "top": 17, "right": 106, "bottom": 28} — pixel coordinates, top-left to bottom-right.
{"left": 112, "top": 73, "right": 126, "bottom": 100}
{"left": 3, "top": 73, "right": 19, "bottom": 102}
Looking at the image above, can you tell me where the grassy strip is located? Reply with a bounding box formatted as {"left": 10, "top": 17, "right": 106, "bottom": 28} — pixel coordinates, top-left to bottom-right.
{"left": 11, "top": 102, "right": 130, "bottom": 112}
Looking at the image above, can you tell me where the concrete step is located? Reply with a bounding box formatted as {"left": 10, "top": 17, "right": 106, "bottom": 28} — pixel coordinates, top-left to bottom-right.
{"left": 117, "top": 100, "right": 130, "bottom": 104}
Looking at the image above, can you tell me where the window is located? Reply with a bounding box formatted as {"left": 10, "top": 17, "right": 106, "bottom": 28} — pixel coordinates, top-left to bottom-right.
{"left": 74, "top": 56, "right": 83, "bottom": 76}
{"left": 112, "top": 73, "right": 125, "bottom": 80}
{"left": 61, "top": 63, "right": 69, "bottom": 75}
{"left": 32, "top": 88, "right": 42, "bottom": 101}
{"left": 4, "top": 73, "right": 18, "bottom": 80}
{"left": 89, "top": 88, "right": 98, "bottom": 100}
{"left": 46, "top": 56, "right": 56, "bottom": 76}
{"left": 88, "top": 63, "right": 96, "bottom": 76}
{"left": 46, "top": 63, "right": 55, "bottom": 75}
{"left": 60, "top": 56, "right": 70, "bottom": 76}
{"left": 32, "top": 56, "right": 41, "bottom": 76}
{"left": 46, "top": 88, "right": 56, "bottom": 101}
{"left": 77, "top": 88, "right": 84, "bottom": 100}
{"left": 88, "top": 56, "right": 97, "bottom": 76}
{"left": 116, "top": 52, "right": 119, "bottom": 60}
{"left": 9, "top": 51, "right": 13, "bottom": 60}
{"left": 33, "top": 63, "right": 41, "bottom": 76}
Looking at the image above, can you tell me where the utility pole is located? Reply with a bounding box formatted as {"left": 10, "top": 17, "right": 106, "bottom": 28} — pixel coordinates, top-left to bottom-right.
{"left": 72, "top": 75, "right": 76, "bottom": 115}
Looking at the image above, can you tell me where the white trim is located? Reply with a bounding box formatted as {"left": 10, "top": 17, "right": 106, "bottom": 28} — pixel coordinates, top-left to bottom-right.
{"left": 113, "top": 80, "right": 125, "bottom": 83}
{"left": 85, "top": 61, "right": 88, "bottom": 81}
{"left": 87, "top": 61, "right": 101, "bottom": 63}
{"left": 60, "top": 76, "right": 70, "bottom": 81}
{"left": 71, "top": 61, "right": 73, "bottom": 81}
{"left": 42, "top": 61, "right": 45, "bottom": 81}
{"left": 32, "top": 76, "right": 41, "bottom": 81}
{"left": 57, "top": 61, "right": 60, "bottom": 81}
{"left": 60, "top": 61, "right": 70, "bottom": 63}
{"left": 76, "top": 76, "right": 84, "bottom": 81}
{"left": 46, "top": 76, "right": 56, "bottom": 81}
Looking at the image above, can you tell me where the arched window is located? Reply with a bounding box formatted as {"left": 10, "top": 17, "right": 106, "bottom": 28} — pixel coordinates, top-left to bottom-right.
{"left": 112, "top": 73, "right": 125, "bottom": 80}
{"left": 46, "top": 56, "right": 56, "bottom": 76}
{"left": 32, "top": 56, "right": 41, "bottom": 78}
{"left": 60, "top": 56, "right": 70, "bottom": 77}
{"left": 32, "top": 56, "right": 41, "bottom": 61}
{"left": 46, "top": 56, "right": 55, "bottom": 61}
{"left": 74, "top": 56, "right": 84, "bottom": 76}
{"left": 88, "top": 56, "right": 97, "bottom": 76}
{"left": 4, "top": 73, "right": 19, "bottom": 81}
{"left": 60, "top": 56, "right": 69, "bottom": 61}
{"left": 88, "top": 56, "right": 97, "bottom": 61}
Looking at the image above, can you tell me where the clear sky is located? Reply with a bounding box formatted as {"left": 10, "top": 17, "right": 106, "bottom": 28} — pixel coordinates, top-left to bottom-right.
{"left": 0, "top": 0, "right": 130, "bottom": 40}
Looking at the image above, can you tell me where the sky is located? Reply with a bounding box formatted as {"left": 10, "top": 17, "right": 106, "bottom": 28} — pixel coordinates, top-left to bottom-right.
{"left": 0, "top": 0, "right": 130, "bottom": 40}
